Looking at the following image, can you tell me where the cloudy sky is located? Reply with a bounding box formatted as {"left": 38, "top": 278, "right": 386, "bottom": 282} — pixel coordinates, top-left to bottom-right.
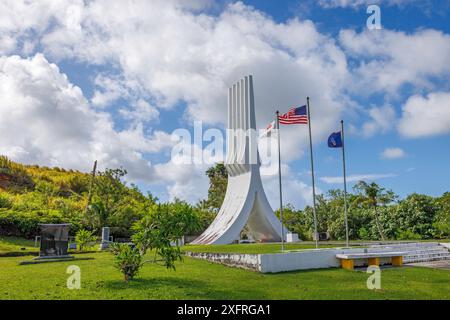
{"left": 0, "top": 0, "right": 449, "bottom": 209}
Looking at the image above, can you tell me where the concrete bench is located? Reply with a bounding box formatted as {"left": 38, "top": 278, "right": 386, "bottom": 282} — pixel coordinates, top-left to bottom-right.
{"left": 336, "top": 252, "right": 406, "bottom": 270}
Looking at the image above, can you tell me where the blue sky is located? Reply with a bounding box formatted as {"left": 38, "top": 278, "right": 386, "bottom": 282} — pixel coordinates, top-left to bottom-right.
{"left": 0, "top": 0, "right": 449, "bottom": 209}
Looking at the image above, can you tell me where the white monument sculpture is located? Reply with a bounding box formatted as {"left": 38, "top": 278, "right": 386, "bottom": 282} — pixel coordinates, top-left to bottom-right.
{"left": 192, "top": 75, "right": 287, "bottom": 245}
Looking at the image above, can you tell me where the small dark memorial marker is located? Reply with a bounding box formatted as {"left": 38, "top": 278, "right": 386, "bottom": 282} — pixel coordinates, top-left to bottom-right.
{"left": 38, "top": 224, "right": 71, "bottom": 258}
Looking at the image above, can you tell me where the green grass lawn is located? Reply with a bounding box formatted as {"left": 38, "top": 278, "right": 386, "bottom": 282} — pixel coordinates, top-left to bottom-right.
{"left": 1, "top": 236, "right": 449, "bottom": 300}
{"left": 0, "top": 236, "right": 38, "bottom": 256}
{"left": 0, "top": 254, "right": 449, "bottom": 299}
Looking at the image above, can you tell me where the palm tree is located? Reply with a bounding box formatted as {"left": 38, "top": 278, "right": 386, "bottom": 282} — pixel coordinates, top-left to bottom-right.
{"left": 87, "top": 201, "right": 108, "bottom": 232}
{"left": 354, "top": 181, "right": 397, "bottom": 241}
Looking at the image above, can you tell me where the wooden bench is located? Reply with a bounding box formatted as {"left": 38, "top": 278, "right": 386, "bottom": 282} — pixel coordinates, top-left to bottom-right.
{"left": 336, "top": 252, "right": 405, "bottom": 270}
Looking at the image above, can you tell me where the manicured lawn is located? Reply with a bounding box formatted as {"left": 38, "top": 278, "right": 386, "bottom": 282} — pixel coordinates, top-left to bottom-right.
{"left": 0, "top": 236, "right": 37, "bottom": 256}
{"left": 1, "top": 236, "right": 449, "bottom": 300}
{"left": 0, "top": 251, "right": 449, "bottom": 299}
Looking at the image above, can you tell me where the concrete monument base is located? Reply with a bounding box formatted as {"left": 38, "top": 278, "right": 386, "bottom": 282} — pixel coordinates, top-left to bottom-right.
{"left": 286, "top": 233, "right": 300, "bottom": 243}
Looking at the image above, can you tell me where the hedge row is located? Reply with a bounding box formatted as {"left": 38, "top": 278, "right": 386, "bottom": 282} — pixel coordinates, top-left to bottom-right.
{"left": 0, "top": 209, "right": 83, "bottom": 238}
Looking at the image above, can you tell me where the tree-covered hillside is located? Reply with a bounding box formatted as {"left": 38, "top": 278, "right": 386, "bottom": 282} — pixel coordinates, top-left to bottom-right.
{"left": 0, "top": 156, "right": 209, "bottom": 238}
{"left": 0, "top": 157, "right": 448, "bottom": 241}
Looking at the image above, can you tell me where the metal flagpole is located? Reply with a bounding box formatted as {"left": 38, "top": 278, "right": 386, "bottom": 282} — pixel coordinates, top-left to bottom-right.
{"left": 306, "top": 97, "right": 319, "bottom": 249}
{"left": 276, "top": 111, "right": 285, "bottom": 252}
{"left": 341, "top": 120, "right": 349, "bottom": 248}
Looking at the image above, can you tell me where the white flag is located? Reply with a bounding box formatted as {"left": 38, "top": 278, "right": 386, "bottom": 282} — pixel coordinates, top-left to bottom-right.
{"left": 259, "top": 120, "right": 276, "bottom": 138}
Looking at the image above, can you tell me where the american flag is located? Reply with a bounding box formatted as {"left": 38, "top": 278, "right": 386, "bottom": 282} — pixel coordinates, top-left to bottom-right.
{"left": 278, "top": 105, "right": 308, "bottom": 125}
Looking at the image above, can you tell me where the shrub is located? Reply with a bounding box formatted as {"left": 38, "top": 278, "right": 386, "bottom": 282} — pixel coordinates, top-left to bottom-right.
{"left": 75, "top": 229, "right": 97, "bottom": 251}
{"left": 0, "top": 209, "right": 64, "bottom": 237}
{"left": 433, "top": 193, "right": 450, "bottom": 238}
{"left": 110, "top": 243, "right": 143, "bottom": 282}
{"left": 0, "top": 193, "right": 12, "bottom": 209}
{"left": 131, "top": 203, "right": 192, "bottom": 269}
{"left": 433, "top": 215, "right": 450, "bottom": 238}
{"left": 396, "top": 230, "right": 422, "bottom": 240}
{"left": 66, "top": 174, "right": 89, "bottom": 195}
{"left": 358, "top": 227, "right": 370, "bottom": 240}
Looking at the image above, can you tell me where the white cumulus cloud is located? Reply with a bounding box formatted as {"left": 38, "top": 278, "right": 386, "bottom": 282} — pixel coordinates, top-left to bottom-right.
{"left": 1, "top": 0, "right": 350, "bottom": 162}
{"left": 398, "top": 92, "right": 450, "bottom": 138}
{"left": 0, "top": 0, "right": 355, "bottom": 205}
{"left": 339, "top": 29, "right": 450, "bottom": 95}
{"left": 361, "top": 105, "right": 396, "bottom": 137}
{"left": 0, "top": 54, "right": 174, "bottom": 182}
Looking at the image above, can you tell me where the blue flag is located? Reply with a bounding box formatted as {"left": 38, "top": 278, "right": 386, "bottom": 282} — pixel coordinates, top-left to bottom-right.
{"left": 328, "top": 131, "right": 342, "bottom": 148}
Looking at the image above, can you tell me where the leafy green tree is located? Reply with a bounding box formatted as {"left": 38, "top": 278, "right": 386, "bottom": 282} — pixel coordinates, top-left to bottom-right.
{"left": 86, "top": 169, "right": 155, "bottom": 235}
{"left": 393, "top": 193, "right": 437, "bottom": 239}
{"left": 86, "top": 201, "right": 108, "bottom": 232}
{"left": 193, "top": 200, "right": 217, "bottom": 233}
{"left": 170, "top": 199, "right": 202, "bottom": 236}
{"left": 205, "top": 163, "right": 227, "bottom": 212}
{"left": 275, "top": 204, "right": 310, "bottom": 240}
{"left": 433, "top": 192, "right": 450, "bottom": 238}
{"left": 92, "top": 168, "right": 128, "bottom": 216}
{"left": 131, "top": 202, "right": 201, "bottom": 269}
{"left": 328, "top": 191, "right": 366, "bottom": 240}
{"left": 353, "top": 181, "right": 397, "bottom": 240}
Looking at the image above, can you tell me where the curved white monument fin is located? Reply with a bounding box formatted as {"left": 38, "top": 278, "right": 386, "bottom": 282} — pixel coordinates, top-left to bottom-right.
{"left": 192, "top": 75, "right": 287, "bottom": 245}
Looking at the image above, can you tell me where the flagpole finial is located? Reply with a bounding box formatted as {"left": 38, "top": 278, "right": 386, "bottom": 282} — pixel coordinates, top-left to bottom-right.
{"left": 341, "top": 119, "right": 344, "bottom": 124}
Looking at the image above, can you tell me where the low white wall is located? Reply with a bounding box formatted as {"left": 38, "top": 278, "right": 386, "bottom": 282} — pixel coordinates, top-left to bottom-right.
{"left": 260, "top": 249, "right": 339, "bottom": 273}
{"left": 187, "top": 246, "right": 410, "bottom": 273}
{"left": 185, "top": 252, "right": 261, "bottom": 271}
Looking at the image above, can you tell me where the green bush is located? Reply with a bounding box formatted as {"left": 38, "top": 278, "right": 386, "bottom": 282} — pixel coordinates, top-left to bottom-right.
{"left": 358, "top": 227, "right": 370, "bottom": 240}
{"left": 131, "top": 203, "right": 194, "bottom": 268}
{"left": 75, "top": 229, "right": 97, "bottom": 251}
{"left": 396, "top": 230, "right": 422, "bottom": 240}
{"left": 0, "top": 193, "right": 12, "bottom": 209}
{"left": 0, "top": 209, "right": 64, "bottom": 237}
{"left": 433, "top": 193, "right": 450, "bottom": 238}
{"left": 110, "top": 243, "right": 143, "bottom": 282}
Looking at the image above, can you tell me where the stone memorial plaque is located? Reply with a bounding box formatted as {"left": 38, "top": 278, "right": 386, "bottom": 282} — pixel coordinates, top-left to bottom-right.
{"left": 39, "top": 224, "right": 70, "bottom": 257}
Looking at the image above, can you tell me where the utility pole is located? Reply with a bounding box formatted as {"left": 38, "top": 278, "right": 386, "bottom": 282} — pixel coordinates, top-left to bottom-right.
{"left": 85, "top": 160, "right": 97, "bottom": 213}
